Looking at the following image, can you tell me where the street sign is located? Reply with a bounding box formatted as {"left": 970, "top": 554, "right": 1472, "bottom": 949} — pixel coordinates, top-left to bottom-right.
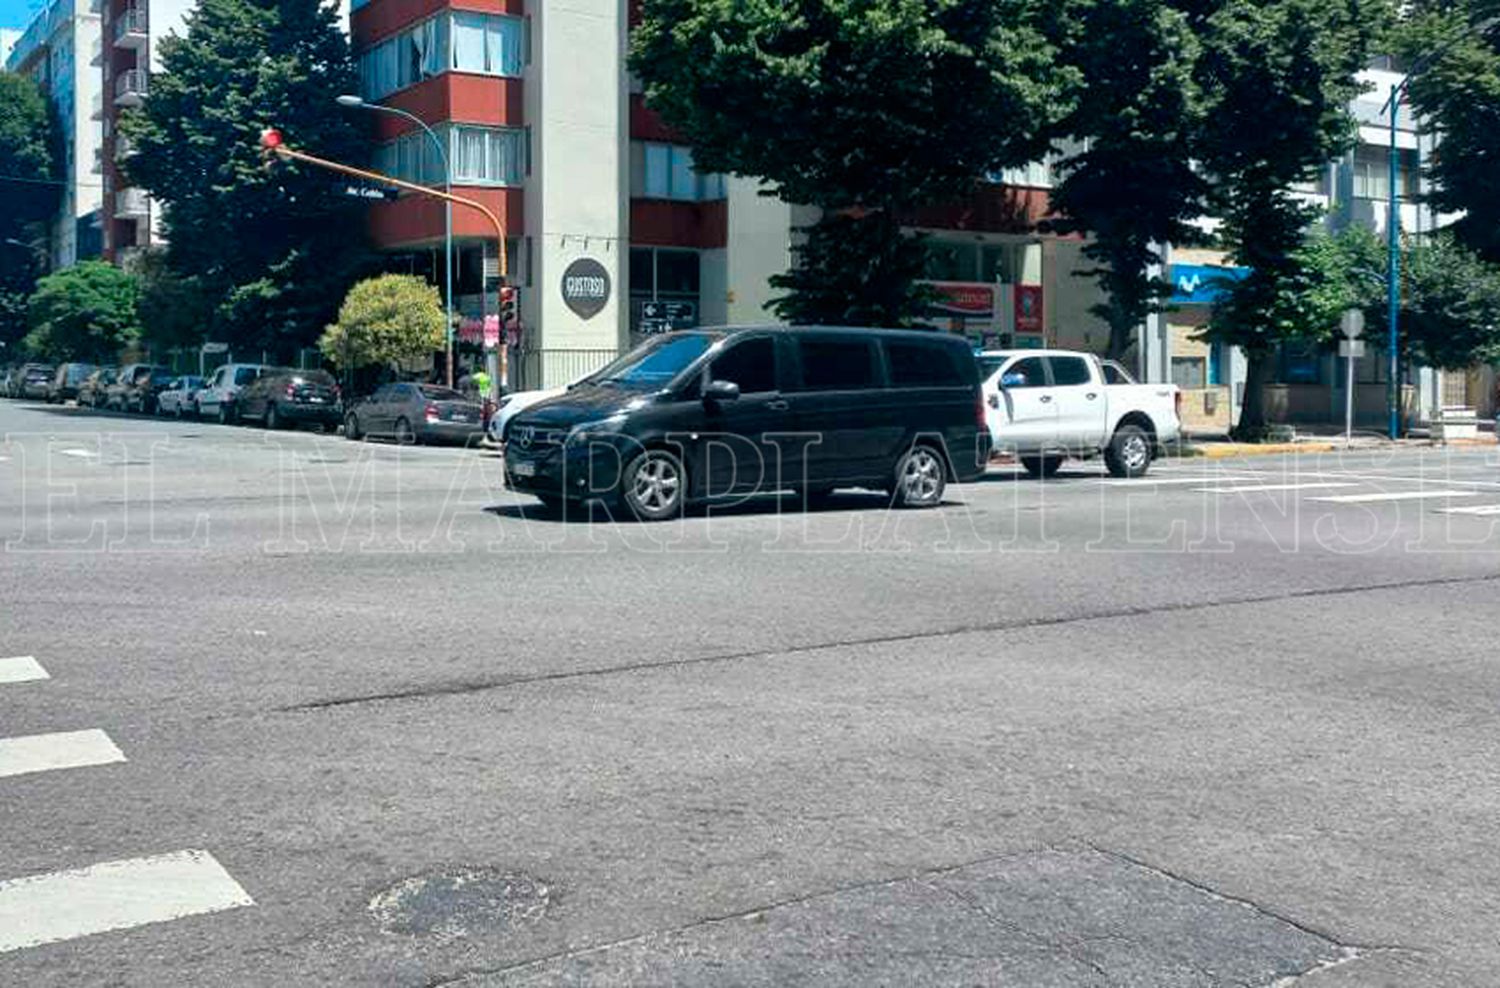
{"left": 1339, "top": 340, "right": 1366, "bottom": 358}
{"left": 201, "top": 342, "right": 229, "bottom": 354}
{"left": 638, "top": 300, "right": 697, "bottom": 334}
{"left": 482, "top": 314, "right": 500, "bottom": 350}
{"left": 1340, "top": 308, "right": 1365, "bottom": 340}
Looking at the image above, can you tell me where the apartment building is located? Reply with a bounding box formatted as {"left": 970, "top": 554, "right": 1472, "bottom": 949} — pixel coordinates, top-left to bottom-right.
{"left": 1, "top": 28, "right": 20, "bottom": 65}
{"left": 5, "top": 0, "right": 103, "bottom": 269}
{"left": 348, "top": 0, "right": 1107, "bottom": 388}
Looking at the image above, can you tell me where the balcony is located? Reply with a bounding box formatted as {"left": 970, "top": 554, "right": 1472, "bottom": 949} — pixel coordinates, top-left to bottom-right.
{"left": 114, "top": 134, "right": 134, "bottom": 163}
{"left": 114, "top": 187, "right": 149, "bottom": 220}
{"left": 91, "top": 90, "right": 104, "bottom": 120}
{"left": 114, "top": 69, "right": 148, "bottom": 107}
{"left": 113, "top": 7, "right": 147, "bottom": 49}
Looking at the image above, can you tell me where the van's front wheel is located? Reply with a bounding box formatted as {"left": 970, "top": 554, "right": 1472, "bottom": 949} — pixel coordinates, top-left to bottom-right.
{"left": 622, "top": 448, "right": 686, "bottom": 521}
{"left": 1105, "top": 424, "right": 1153, "bottom": 478}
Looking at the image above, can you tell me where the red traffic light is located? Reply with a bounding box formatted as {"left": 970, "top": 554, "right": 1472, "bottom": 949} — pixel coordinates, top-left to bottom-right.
{"left": 258, "top": 128, "right": 283, "bottom": 149}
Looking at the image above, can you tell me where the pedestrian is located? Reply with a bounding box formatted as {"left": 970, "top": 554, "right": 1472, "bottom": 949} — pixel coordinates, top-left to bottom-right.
{"left": 472, "top": 367, "right": 491, "bottom": 400}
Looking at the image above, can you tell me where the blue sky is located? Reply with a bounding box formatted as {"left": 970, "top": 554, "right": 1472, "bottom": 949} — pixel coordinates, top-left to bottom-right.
{"left": 2, "top": 0, "right": 43, "bottom": 32}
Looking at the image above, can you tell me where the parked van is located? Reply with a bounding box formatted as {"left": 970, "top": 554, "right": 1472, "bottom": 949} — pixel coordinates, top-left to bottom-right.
{"left": 504, "top": 327, "right": 988, "bottom": 519}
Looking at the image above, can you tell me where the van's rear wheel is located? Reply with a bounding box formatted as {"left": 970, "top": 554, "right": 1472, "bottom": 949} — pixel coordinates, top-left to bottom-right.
{"left": 622, "top": 448, "right": 685, "bottom": 521}
{"left": 1105, "top": 424, "right": 1153, "bottom": 478}
{"left": 1020, "top": 454, "right": 1064, "bottom": 478}
{"left": 892, "top": 445, "right": 946, "bottom": 508}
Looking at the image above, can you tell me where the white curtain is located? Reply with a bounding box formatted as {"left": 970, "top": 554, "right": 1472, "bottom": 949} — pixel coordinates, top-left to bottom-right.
{"left": 452, "top": 12, "right": 487, "bottom": 72}
{"left": 487, "top": 16, "right": 524, "bottom": 76}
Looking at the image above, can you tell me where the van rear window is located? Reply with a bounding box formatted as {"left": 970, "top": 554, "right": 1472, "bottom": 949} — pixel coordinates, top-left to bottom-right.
{"left": 795, "top": 338, "right": 877, "bottom": 391}
{"left": 887, "top": 341, "right": 965, "bottom": 387}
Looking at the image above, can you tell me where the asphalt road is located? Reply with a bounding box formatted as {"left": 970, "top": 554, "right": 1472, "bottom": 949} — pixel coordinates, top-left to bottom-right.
{"left": 2, "top": 398, "right": 1499, "bottom": 986}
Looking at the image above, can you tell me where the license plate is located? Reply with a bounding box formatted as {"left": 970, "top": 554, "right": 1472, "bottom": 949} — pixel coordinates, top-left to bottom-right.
{"left": 307, "top": 396, "right": 325, "bottom": 403}
{"left": 511, "top": 460, "right": 536, "bottom": 478}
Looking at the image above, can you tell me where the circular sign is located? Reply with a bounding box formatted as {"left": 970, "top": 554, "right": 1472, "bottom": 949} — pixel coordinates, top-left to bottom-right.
{"left": 561, "top": 258, "right": 611, "bottom": 320}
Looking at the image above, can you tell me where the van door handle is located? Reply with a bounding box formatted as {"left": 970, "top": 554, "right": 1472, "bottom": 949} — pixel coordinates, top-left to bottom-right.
{"left": 1086, "top": 392, "right": 1098, "bottom": 400}
{"left": 1039, "top": 395, "right": 1053, "bottom": 403}
{"left": 766, "top": 400, "right": 789, "bottom": 411}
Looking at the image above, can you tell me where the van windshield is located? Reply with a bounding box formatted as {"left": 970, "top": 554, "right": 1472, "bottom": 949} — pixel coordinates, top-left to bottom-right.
{"left": 592, "top": 333, "right": 720, "bottom": 390}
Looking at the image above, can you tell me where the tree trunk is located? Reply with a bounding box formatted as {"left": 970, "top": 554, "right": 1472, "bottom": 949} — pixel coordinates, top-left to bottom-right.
{"left": 1106, "top": 320, "right": 1135, "bottom": 363}
{"left": 1232, "top": 350, "right": 1274, "bottom": 442}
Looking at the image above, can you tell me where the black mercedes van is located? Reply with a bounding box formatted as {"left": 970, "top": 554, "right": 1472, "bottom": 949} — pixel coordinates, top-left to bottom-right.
{"left": 504, "top": 326, "right": 988, "bottom": 519}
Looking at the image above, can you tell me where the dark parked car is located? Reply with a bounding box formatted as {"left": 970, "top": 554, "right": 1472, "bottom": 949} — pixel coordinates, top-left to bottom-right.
{"left": 78, "top": 367, "right": 117, "bottom": 408}
{"left": 48, "top": 363, "right": 97, "bottom": 403}
{"left": 16, "top": 363, "right": 55, "bottom": 400}
{"left": 504, "top": 326, "right": 988, "bottom": 519}
{"left": 344, "top": 383, "right": 485, "bottom": 445}
{"left": 231, "top": 368, "right": 342, "bottom": 429}
{"left": 123, "top": 365, "right": 174, "bottom": 413}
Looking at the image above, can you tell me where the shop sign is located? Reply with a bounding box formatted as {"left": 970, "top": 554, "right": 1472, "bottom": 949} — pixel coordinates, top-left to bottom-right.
{"left": 1170, "top": 263, "right": 1250, "bottom": 305}
{"left": 1014, "top": 285, "right": 1043, "bottom": 334}
{"left": 927, "top": 282, "right": 996, "bottom": 319}
{"left": 561, "top": 258, "right": 611, "bottom": 319}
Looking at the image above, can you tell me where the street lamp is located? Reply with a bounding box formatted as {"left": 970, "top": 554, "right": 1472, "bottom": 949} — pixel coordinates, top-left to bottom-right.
{"left": 1379, "top": 23, "right": 1498, "bottom": 439}
{"left": 336, "top": 94, "right": 455, "bottom": 388}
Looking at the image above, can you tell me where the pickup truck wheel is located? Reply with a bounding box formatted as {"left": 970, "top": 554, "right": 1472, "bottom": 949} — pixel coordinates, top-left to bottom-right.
{"left": 1105, "top": 424, "right": 1153, "bottom": 478}
{"left": 1020, "top": 454, "right": 1064, "bottom": 478}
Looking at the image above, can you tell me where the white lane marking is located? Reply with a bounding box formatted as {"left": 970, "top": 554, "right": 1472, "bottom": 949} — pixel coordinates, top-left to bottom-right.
{"left": 0, "top": 849, "right": 254, "bottom": 953}
{"left": 1197, "top": 482, "right": 1360, "bottom": 494}
{"left": 1436, "top": 504, "right": 1500, "bottom": 516}
{"left": 1311, "top": 490, "right": 1481, "bottom": 504}
{"left": 57, "top": 448, "right": 97, "bottom": 459}
{"left": 1215, "top": 469, "right": 1500, "bottom": 490}
{"left": 1101, "top": 476, "right": 1262, "bottom": 487}
{"left": 0, "top": 729, "right": 127, "bottom": 779}
{"left": 0, "top": 657, "right": 48, "bottom": 684}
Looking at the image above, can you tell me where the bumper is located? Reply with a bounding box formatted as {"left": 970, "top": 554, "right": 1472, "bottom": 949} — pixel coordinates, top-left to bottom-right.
{"left": 277, "top": 401, "right": 342, "bottom": 424}
{"left": 505, "top": 438, "right": 628, "bottom": 501}
{"left": 419, "top": 420, "right": 486, "bottom": 445}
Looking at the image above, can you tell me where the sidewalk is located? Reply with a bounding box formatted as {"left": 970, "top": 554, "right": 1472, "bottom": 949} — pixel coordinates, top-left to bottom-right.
{"left": 1172, "top": 426, "right": 1497, "bottom": 459}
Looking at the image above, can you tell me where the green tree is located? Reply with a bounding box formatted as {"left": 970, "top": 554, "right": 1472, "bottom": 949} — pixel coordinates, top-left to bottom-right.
{"left": 631, "top": 0, "right": 1078, "bottom": 325}
{"left": 1194, "top": 0, "right": 1376, "bottom": 440}
{"left": 24, "top": 261, "right": 141, "bottom": 362}
{"left": 1047, "top": 0, "right": 1209, "bottom": 359}
{"left": 0, "top": 72, "right": 62, "bottom": 353}
{"left": 135, "top": 250, "right": 215, "bottom": 354}
{"left": 1400, "top": 2, "right": 1500, "bottom": 264}
{"left": 319, "top": 274, "right": 444, "bottom": 370}
{"left": 121, "top": 0, "right": 371, "bottom": 357}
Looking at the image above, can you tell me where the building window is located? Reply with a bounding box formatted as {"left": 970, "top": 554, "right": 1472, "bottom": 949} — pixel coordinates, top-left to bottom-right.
{"left": 357, "top": 12, "right": 522, "bottom": 101}
{"left": 1171, "top": 357, "right": 1207, "bottom": 390}
{"left": 629, "top": 247, "right": 701, "bottom": 338}
{"left": 1352, "top": 145, "right": 1419, "bottom": 201}
{"left": 633, "top": 142, "right": 725, "bottom": 202}
{"left": 376, "top": 126, "right": 526, "bottom": 187}
{"left": 986, "top": 157, "right": 1054, "bottom": 189}
{"left": 1278, "top": 342, "right": 1323, "bottom": 385}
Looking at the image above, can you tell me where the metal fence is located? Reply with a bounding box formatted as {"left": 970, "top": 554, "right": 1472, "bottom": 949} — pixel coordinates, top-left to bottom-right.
{"left": 512, "top": 348, "right": 619, "bottom": 392}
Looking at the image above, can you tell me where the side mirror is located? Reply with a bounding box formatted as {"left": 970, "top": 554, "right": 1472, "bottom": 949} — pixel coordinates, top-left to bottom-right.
{"left": 1000, "top": 372, "right": 1027, "bottom": 389}
{"left": 703, "top": 379, "right": 740, "bottom": 403}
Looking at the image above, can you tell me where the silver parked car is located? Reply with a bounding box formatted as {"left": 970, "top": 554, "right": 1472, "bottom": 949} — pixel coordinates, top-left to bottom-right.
{"left": 155, "top": 376, "right": 205, "bottom": 418}
{"left": 197, "top": 363, "right": 270, "bottom": 423}
{"left": 344, "top": 383, "right": 485, "bottom": 445}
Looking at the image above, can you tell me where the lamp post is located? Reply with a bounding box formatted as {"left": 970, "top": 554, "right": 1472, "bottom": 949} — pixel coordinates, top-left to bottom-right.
{"left": 336, "top": 95, "right": 455, "bottom": 388}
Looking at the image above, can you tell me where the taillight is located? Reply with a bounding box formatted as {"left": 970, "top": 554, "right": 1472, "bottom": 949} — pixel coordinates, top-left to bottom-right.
{"left": 424, "top": 402, "right": 440, "bottom": 422}
{"left": 975, "top": 393, "right": 986, "bottom": 429}
{"left": 285, "top": 384, "right": 296, "bottom": 398}
{"left": 1174, "top": 390, "right": 1183, "bottom": 417}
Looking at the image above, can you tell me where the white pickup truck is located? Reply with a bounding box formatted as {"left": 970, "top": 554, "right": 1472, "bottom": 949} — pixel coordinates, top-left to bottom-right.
{"left": 978, "top": 349, "right": 1182, "bottom": 478}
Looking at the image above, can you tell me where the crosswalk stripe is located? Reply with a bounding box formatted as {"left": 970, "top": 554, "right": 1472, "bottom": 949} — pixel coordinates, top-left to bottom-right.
{"left": 0, "top": 656, "right": 48, "bottom": 684}
{"left": 0, "top": 849, "right": 254, "bottom": 953}
{"left": 1436, "top": 504, "right": 1500, "bottom": 516}
{"left": 0, "top": 729, "right": 127, "bottom": 779}
{"left": 1196, "top": 482, "right": 1360, "bottom": 494}
{"left": 1310, "top": 490, "right": 1481, "bottom": 504}
{"left": 57, "top": 448, "right": 96, "bottom": 459}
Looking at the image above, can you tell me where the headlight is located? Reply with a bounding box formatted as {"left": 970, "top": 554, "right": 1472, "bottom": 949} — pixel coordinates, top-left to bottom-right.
{"left": 567, "top": 414, "right": 627, "bottom": 442}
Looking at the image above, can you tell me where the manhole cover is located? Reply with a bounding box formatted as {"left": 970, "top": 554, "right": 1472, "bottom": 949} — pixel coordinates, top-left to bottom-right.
{"left": 369, "top": 868, "right": 549, "bottom": 942}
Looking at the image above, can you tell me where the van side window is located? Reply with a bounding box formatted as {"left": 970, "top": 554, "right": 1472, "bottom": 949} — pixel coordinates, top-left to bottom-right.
{"left": 1049, "top": 356, "right": 1093, "bottom": 387}
{"left": 709, "top": 337, "right": 777, "bottom": 394}
{"left": 887, "top": 341, "right": 964, "bottom": 387}
{"left": 795, "top": 338, "right": 877, "bottom": 391}
{"left": 235, "top": 368, "right": 259, "bottom": 385}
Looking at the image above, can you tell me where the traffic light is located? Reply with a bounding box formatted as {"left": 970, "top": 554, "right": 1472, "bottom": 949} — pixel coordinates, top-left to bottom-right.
{"left": 258, "top": 128, "right": 283, "bottom": 170}
{"left": 499, "top": 286, "right": 519, "bottom": 327}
